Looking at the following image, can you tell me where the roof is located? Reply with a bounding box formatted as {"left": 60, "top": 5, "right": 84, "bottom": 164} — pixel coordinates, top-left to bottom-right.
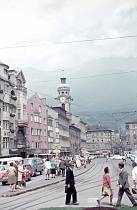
{"left": 0, "top": 60, "right": 9, "bottom": 68}
{"left": 86, "top": 125, "right": 112, "bottom": 132}
{"left": 126, "top": 120, "right": 137, "bottom": 125}
{"left": 16, "top": 70, "right": 26, "bottom": 83}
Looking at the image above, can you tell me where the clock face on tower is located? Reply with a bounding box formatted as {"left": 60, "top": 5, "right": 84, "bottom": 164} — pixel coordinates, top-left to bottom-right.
{"left": 60, "top": 96, "right": 66, "bottom": 103}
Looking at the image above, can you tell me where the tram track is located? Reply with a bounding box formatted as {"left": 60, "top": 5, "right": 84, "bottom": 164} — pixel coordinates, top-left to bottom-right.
{"left": 0, "top": 159, "right": 120, "bottom": 210}
{"left": 0, "top": 160, "right": 99, "bottom": 209}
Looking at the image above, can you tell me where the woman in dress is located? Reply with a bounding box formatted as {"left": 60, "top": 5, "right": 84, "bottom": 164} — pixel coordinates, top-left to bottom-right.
{"left": 97, "top": 167, "right": 113, "bottom": 206}
{"left": 18, "top": 160, "right": 24, "bottom": 188}
{"left": 8, "top": 162, "right": 17, "bottom": 192}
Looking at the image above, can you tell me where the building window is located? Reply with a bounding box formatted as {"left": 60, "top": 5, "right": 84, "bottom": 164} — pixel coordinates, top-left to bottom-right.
{"left": 44, "top": 130, "right": 46, "bottom": 136}
{"left": 31, "top": 115, "right": 33, "bottom": 122}
{"left": 3, "top": 103, "right": 8, "bottom": 112}
{"left": 39, "top": 106, "right": 41, "bottom": 113}
{"left": 3, "top": 137, "right": 9, "bottom": 149}
{"left": 3, "top": 120, "right": 9, "bottom": 130}
{"left": 44, "top": 118, "right": 46, "bottom": 124}
{"left": 48, "top": 119, "right": 53, "bottom": 127}
{"left": 31, "top": 103, "right": 33, "bottom": 110}
{"left": 18, "top": 109, "right": 21, "bottom": 120}
{"left": 34, "top": 115, "right": 40, "bottom": 123}
{"left": 31, "top": 141, "right": 35, "bottom": 148}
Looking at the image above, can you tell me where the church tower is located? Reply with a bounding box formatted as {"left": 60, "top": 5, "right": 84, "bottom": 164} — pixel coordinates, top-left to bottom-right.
{"left": 56, "top": 77, "right": 73, "bottom": 112}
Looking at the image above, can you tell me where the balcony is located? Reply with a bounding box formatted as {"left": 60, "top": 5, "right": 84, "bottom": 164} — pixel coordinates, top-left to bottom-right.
{"left": 11, "top": 95, "right": 17, "bottom": 100}
{"left": 48, "top": 126, "right": 53, "bottom": 131}
{"left": 10, "top": 113, "right": 16, "bottom": 117}
{"left": 10, "top": 129, "right": 15, "bottom": 133}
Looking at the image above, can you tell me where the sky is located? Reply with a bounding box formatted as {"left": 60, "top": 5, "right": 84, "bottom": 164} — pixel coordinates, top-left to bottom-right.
{"left": 0, "top": 0, "right": 137, "bottom": 114}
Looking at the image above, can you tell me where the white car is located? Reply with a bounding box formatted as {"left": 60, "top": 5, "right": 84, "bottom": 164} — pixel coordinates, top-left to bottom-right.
{"left": 110, "top": 155, "right": 124, "bottom": 160}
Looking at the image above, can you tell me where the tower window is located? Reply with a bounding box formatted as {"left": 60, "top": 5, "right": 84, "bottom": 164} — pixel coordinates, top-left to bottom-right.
{"left": 66, "top": 91, "right": 68, "bottom": 94}
{"left": 62, "top": 91, "right": 64, "bottom": 94}
{"left": 62, "top": 103, "right": 65, "bottom": 110}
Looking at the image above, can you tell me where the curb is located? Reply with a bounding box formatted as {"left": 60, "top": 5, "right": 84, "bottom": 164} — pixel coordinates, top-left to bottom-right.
{"left": 1, "top": 163, "right": 94, "bottom": 197}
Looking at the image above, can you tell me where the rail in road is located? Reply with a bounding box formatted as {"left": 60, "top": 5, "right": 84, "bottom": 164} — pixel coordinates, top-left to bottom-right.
{"left": 1, "top": 161, "right": 95, "bottom": 197}
{"left": 0, "top": 158, "right": 133, "bottom": 210}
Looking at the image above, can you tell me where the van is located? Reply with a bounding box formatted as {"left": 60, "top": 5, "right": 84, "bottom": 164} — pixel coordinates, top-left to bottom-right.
{"left": 0, "top": 157, "right": 23, "bottom": 166}
{"left": 23, "top": 158, "right": 44, "bottom": 176}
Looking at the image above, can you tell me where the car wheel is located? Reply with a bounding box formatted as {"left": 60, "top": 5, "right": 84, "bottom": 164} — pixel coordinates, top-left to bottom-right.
{"left": 2, "top": 181, "right": 7, "bottom": 185}
{"left": 28, "top": 177, "right": 31, "bottom": 181}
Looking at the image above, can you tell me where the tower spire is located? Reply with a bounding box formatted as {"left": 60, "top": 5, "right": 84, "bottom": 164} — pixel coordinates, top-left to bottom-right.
{"left": 55, "top": 72, "right": 73, "bottom": 113}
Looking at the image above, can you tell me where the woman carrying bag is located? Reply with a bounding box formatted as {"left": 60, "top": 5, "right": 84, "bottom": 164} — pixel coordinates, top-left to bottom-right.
{"left": 97, "top": 167, "right": 113, "bottom": 206}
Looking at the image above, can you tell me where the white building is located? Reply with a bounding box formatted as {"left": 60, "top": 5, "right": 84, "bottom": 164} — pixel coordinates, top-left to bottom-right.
{"left": 47, "top": 106, "right": 59, "bottom": 153}
{"left": 86, "top": 125, "right": 113, "bottom": 155}
{"left": 55, "top": 77, "right": 73, "bottom": 113}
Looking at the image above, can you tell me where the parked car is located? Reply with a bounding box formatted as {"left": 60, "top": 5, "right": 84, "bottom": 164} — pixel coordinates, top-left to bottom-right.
{"left": 23, "top": 164, "right": 33, "bottom": 181}
{"left": 0, "top": 165, "right": 9, "bottom": 185}
{"left": 110, "top": 155, "right": 124, "bottom": 160}
{"left": 89, "top": 155, "right": 95, "bottom": 160}
{"left": 23, "top": 158, "right": 44, "bottom": 176}
{"left": 0, "top": 157, "right": 23, "bottom": 166}
{"left": 0, "top": 163, "right": 32, "bottom": 185}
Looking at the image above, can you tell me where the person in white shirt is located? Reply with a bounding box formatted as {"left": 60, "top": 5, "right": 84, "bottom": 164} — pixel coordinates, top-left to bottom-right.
{"left": 132, "top": 162, "right": 137, "bottom": 187}
{"left": 44, "top": 158, "right": 51, "bottom": 180}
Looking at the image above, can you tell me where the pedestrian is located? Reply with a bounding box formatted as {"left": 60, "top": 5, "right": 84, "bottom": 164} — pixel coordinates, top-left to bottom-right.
{"left": 97, "top": 167, "right": 113, "bottom": 206}
{"left": 13, "top": 161, "right": 18, "bottom": 189}
{"left": 59, "top": 158, "right": 66, "bottom": 177}
{"left": 8, "top": 162, "right": 17, "bottom": 192}
{"left": 116, "top": 162, "right": 137, "bottom": 207}
{"left": 65, "top": 161, "right": 79, "bottom": 205}
{"left": 106, "top": 155, "right": 109, "bottom": 162}
{"left": 44, "top": 158, "right": 51, "bottom": 180}
{"left": 50, "top": 158, "right": 57, "bottom": 178}
{"left": 132, "top": 162, "right": 137, "bottom": 194}
{"left": 18, "top": 160, "right": 24, "bottom": 188}
{"left": 76, "top": 158, "right": 81, "bottom": 169}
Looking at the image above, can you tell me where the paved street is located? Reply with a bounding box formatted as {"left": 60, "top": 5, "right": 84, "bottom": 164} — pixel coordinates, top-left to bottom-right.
{"left": 0, "top": 158, "right": 136, "bottom": 210}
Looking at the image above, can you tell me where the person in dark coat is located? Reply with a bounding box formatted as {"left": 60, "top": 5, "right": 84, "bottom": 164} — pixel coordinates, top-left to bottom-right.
{"left": 65, "top": 161, "right": 79, "bottom": 205}
{"left": 116, "top": 162, "right": 137, "bottom": 207}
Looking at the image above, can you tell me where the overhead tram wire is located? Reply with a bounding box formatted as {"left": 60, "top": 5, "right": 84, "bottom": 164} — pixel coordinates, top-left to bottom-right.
{"left": 29, "top": 69, "right": 137, "bottom": 84}
{"left": 0, "top": 34, "right": 137, "bottom": 50}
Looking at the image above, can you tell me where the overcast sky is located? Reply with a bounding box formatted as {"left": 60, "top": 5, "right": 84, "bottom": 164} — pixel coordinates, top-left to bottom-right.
{"left": 0, "top": 0, "right": 137, "bottom": 113}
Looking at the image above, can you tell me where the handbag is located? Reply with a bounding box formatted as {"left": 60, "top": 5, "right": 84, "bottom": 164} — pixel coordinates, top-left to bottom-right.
{"left": 132, "top": 188, "right": 137, "bottom": 194}
{"left": 132, "top": 183, "right": 137, "bottom": 194}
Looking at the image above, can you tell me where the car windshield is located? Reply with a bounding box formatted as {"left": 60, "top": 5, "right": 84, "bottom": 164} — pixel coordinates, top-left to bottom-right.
{"left": 24, "top": 159, "right": 32, "bottom": 164}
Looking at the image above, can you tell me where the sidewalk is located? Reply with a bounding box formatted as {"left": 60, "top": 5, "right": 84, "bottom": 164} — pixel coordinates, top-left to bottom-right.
{"left": 1, "top": 163, "right": 94, "bottom": 197}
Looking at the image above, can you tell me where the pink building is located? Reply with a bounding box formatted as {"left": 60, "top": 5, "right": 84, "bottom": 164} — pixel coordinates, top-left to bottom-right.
{"left": 27, "top": 94, "right": 48, "bottom": 155}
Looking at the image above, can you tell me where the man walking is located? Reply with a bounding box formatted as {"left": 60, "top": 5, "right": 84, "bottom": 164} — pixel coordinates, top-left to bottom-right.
{"left": 116, "top": 162, "right": 137, "bottom": 207}
{"left": 132, "top": 162, "right": 137, "bottom": 187}
{"left": 65, "top": 161, "right": 79, "bottom": 205}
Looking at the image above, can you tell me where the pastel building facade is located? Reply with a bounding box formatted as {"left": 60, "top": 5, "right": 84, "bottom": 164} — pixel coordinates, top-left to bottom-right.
{"left": 27, "top": 94, "right": 48, "bottom": 154}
